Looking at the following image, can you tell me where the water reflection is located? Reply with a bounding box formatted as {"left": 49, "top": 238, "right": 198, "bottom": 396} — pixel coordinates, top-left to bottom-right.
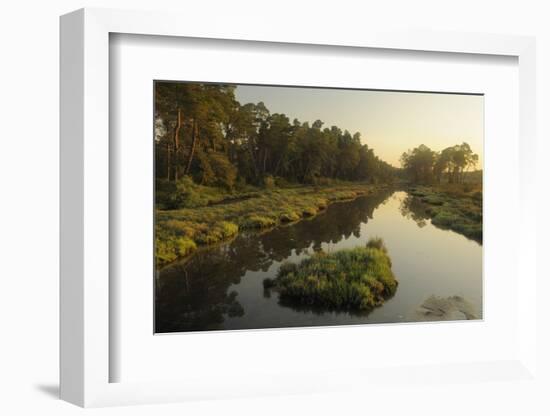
{"left": 155, "top": 189, "right": 482, "bottom": 332}
{"left": 155, "top": 189, "right": 393, "bottom": 332}
{"left": 399, "top": 194, "right": 429, "bottom": 228}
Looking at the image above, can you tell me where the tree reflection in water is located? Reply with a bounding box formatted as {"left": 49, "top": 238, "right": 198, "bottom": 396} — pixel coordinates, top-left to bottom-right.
{"left": 399, "top": 194, "right": 430, "bottom": 228}
{"left": 155, "top": 188, "right": 394, "bottom": 332}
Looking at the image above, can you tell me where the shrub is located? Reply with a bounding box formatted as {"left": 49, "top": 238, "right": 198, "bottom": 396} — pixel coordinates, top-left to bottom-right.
{"left": 302, "top": 206, "right": 318, "bottom": 217}
{"left": 263, "top": 175, "right": 275, "bottom": 189}
{"left": 155, "top": 235, "right": 197, "bottom": 265}
{"left": 176, "top": 237, "right": 197, "bottom": 257}
{"left": 331, "top": 191, "right": 357, "bottom": 201}
{"left": 280, "top": 211, "right": 300, "bottom": 223}
{"left": 194, "top": 221, "right": 239, "bottom": 245}
{"left": 217, "top": 221, "right": 239, "bottom": 238}
{"left": 155, "top": 237, "right": 178, "bottom": 265}
{"left": 316, "top": 198, "right": 328, "bottom": 210}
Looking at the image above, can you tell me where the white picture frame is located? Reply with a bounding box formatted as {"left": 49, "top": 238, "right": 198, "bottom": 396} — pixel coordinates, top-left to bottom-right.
{"left": 60, "top": 7, "right": 538, "bottom": 407}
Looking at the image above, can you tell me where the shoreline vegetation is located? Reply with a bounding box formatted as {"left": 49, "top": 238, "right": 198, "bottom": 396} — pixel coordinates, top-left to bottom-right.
{"left": 155, "top": 179, "right": 387, "bottom": 266}
{"left": 263, "top": 238, "right": 398, "bottom": 312}
{"left": 155, "top": 179, "right": 483, "bottom": 268}
{"left": 407, "top": 183, "right": 482, "bottom": 242}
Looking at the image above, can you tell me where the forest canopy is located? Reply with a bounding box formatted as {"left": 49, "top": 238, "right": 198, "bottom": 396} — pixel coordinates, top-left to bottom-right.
{"left": 154, "top": 82, "right": 397, "bottom": 190}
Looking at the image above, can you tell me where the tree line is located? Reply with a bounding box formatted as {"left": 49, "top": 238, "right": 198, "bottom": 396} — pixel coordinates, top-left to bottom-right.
{"left": 400, "top": 143, "right": 479, "bottom": 184}
{"left": 155, "top": 82, "right": 397, "bottom": 189}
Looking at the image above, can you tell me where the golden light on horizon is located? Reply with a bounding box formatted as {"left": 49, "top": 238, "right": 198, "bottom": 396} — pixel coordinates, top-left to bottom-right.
{"left": 235, "top": 85, "right": 483, "bottom": 169}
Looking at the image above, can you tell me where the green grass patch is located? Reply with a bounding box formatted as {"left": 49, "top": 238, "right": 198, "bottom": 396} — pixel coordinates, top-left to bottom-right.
{"left": 155, "top": 219, "right": 238, "bottom": 267}
{"left": 280, "top": 211, "right": 301, "bottom": 223}
{"left": 241, "top": 215, "right": 277, "bottom": 229}
{"left": 155, "top": 235, "right": 197, "bottom": 265}
{"left": 156, "top": 180, "right": 381, "bottom": 266}
{"left": 316, "top": 198, "right": 329, "bottom": 210}
{"left": 407, "top": 184, "right": 482, "bottom": 243}
{"left": 420, "top": 195, "right": 445, "bottom": 206}
{"left": 301, "top": 206, "right": 318, "bottom": 217}
{"left": 263, "top": 238, "right": 398, "bottom": 311}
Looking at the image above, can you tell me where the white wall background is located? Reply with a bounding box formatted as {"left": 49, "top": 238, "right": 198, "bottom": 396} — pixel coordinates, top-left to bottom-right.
{"left": 0, "top": 0, "right": 548, "bottom": 415}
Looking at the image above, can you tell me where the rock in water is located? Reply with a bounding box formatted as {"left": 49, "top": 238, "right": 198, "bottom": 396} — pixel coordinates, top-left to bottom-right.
{"left": 412, "top": 295, "right": 479, "bottom": 321}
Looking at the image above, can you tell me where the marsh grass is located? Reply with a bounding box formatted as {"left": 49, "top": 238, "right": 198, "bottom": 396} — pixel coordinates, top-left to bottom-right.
{"left": 279, "top": 211, "right": 301, "bottom": 223}
{"left": 155, "top": 181, "right": 380, "bottom": 266}
{"left": 409, "top": 184, "right": 482, "bottom": 242}
{"left": 263, "top": 238, "right": 398, "bottom": 311}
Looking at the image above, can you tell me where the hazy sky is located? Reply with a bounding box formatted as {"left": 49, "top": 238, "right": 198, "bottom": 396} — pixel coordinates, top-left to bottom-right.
{"left": 235, "top": 85, "right": 483, "bottom": 167}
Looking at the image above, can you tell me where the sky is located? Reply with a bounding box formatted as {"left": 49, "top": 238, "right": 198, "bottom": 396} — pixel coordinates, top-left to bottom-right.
{"left": 235, "top": 85, "right": 484, "bottom": 168}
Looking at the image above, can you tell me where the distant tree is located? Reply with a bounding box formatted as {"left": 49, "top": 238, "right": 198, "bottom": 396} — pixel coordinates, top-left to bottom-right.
{"left": 400, "top": 144, "right": 436, "bottom": 183}
{"left": 401, "top": 142, "right": 479, "bottom": 184}
{"left": 438, "top": 142, "right": 478, "bottom": 183}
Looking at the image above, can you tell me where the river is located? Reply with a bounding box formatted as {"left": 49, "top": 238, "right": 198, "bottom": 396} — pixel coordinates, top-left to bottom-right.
{"left": 155, "top": 190, "right": 482, "bottom": 333}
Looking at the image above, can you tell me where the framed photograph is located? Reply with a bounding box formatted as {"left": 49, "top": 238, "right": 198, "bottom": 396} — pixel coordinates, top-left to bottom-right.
{"left": 60, "top": 8, "right": 538, "bottom": 407}
{"left": 153, "top": 81, "right": 484, "bottom": 333}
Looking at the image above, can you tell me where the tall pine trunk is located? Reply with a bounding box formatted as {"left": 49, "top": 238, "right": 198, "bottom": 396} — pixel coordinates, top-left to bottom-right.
{"left": 166, "top": 141, "right": 171, "bottom": 180}
{"left": 185, "top": 119, "right": 198, "bottom": 175}
{"left": 172, "top": 109, "right": 183, "bottom": 181}
{"left": 247, "top": 139, "right": 259, "bottom": 181}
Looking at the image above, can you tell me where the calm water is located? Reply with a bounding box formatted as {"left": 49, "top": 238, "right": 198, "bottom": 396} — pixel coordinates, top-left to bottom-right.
{"left": 155, "top": 190, "right": 482, "bottom": 333}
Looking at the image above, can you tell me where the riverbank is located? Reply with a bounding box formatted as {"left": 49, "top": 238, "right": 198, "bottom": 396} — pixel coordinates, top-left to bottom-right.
{"left": 156, "top": 190, "right": 483, "bottom": 331}
{"left": 156, "top": 182, "right": 388, "bottom": 266}
{"left": 408, "top": 184, "right": 482, "bottom": 242}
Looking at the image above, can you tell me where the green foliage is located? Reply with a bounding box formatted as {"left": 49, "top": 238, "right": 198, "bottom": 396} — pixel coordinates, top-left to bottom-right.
{"left": 198, "top": 151, "right": 238, "bottom": 190}
{"left": 280, "top": 211, "right": 301, "bottom": 223}
{"left": 155, "top": 82, "right": 398, "bottom": 190}
{"left": 420, "top": 195, "right": 445, "bottom": 206}
{"left": 431, "top": 211, "right": 457, "bottom": 226}
{"left": 218, "top": 221, "right": 239, "bottom": 237}
{"left": 155, "top": 235, "right": 197, "bottom": 265}
{"left": 176, "top": 237, "right": 197, "bottom": 257}
{"left": 242, "top": 215, "right": 277, "bottom": 229}
{"left": 263, "top": 238, "right": 398, "bottom": 311}
{"left": 156, "top": 176, "right": 233, "bottom": 209}
{"left": 332, "top": 190, "right": 358, "bottom": 201}
{"left": 155, "top": 218, "right": 238, "bottom": 266}
{"left": 401, "top": 143, "right": 480, "bottom": 185}
{"left": 406, "top": 184, "right": 482, "bottom": 243}
{"left": 301, "top": 206, "right": 318, "bottom": 217}
{"left": 194, "top": 221, "right": 239, "bottom": 244}
{"left": 315, "top": 198, "right": 328, "bottom": 210}
{"left": 155, "top": 182, "right": 380, "bottom": 266}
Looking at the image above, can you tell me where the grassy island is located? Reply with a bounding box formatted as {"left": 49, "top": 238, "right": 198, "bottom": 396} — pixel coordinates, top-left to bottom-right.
{"left": 263, "top": 238, "right": 398, "bottom": 311}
